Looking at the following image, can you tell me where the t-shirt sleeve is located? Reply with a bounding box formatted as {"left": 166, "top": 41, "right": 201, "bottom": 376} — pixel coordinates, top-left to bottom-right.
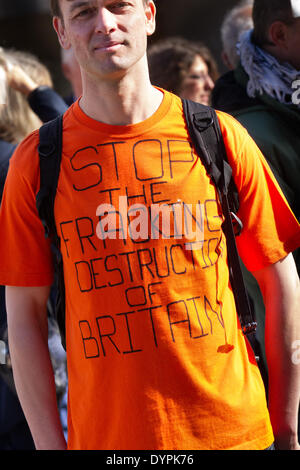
{"left": 217, "top": 110, "right": 300, "bottom": 272}
{"left": 0, "top": 132, "right": 54, "bottom": 286}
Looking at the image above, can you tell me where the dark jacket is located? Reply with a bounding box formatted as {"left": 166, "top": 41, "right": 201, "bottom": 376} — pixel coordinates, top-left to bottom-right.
{"left": 0, "top": 86, "right": 67, "bottom": 447}
{"left": 211, "top": 64, "right": 300, "bottom": 377}
{"left": 0, "top": 139, "right": 33, "bottom": 446}
{"left": 212, "top": 65, "right": 300, "bottom": 224}
{"left": 28, "top": 85, "right": 68, "bottom": 123}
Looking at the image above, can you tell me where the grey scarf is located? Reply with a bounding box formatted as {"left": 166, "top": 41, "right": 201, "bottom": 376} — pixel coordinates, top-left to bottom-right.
{"left": 238, "top": 30, "right": 300, "bottom": 107}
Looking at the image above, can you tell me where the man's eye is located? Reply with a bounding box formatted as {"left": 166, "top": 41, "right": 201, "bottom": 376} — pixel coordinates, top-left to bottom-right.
{"left": 74, "top": 8, "right": 96, "bottom": 19}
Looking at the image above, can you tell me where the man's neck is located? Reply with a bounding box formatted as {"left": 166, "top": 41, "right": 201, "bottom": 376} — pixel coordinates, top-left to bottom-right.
{"left": 262, "top": 44, "right": 294, "bottom": 70}
{"left": 79, "top": 67, "right": 163, "bottom": 126}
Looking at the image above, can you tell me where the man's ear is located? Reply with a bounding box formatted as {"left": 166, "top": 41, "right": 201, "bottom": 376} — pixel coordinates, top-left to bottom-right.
{"left": 53, "top": 16, "right": 71, "bottom": 50}
{"left": 268, "top": 21, "right": 289, "bottom": 50}
{"left": 145, "top": 1, "right": 156, "bottom": 37}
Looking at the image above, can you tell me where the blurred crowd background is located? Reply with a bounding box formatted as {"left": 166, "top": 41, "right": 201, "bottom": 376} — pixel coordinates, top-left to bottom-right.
{"left": 0, "top": 0, "right": 238, "bottom": 97}
{"left": 0, "top": 0, "right": 299, "bottom": 451}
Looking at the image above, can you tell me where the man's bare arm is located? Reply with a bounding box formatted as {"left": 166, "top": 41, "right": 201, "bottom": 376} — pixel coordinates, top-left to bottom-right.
{"left": 253, "top": 253, "right": 300, "bottom": 450}
{"left": 6, "top": 285, "right": 67, "bottom": 450}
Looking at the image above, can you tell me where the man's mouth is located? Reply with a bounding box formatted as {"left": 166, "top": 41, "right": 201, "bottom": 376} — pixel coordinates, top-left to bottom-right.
{"left": 93, "top": 41, "right": 123, "bottom": 52}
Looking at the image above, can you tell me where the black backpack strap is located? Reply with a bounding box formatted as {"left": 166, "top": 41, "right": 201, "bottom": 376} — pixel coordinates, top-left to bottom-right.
{"left": 36, "top": 114, "right": 64, "bottom": 239}
{"left": 182, "top": 99, "right": 239, "bottom": 214}
{"left": 182, "top": 98, "right": 257, "bottom": 336}
{"left": 36, "top": 114, "right": 66, "bottom": 349}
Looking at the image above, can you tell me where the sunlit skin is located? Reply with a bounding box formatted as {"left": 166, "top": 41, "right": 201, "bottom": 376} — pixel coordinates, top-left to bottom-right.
{"left": 179, "top": 55, "right": 215, "bottom": 105}
{"left": 55, "top": 1, "right": 154, "bottom": 77}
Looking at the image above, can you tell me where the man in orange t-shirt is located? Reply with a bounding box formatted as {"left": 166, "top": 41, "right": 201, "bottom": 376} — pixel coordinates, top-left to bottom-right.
{"left": 0, "top": 0, "right": 299, "bottom": 450}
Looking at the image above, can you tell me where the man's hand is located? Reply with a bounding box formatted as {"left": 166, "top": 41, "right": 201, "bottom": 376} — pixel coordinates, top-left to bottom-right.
{"left": 275, "top": 434, "right": 300, "bottom": 450}
{"left": 5, "top": 62, "right": 38, "bottom": 96}
{"left": 253, "top": 253, "right": 300, "bottom": 451}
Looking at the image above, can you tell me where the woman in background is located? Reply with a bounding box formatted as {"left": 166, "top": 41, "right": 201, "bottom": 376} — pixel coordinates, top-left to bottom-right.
{"left": 148, "top": 37, "right": 219, "bottom": 105}
{"left": 0, "top": 47, "right": 67, "bottom": 449}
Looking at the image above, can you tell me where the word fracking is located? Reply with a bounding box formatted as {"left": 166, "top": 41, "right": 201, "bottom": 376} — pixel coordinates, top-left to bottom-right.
{"left": 95, "top": 196, "right": 207, "bottom": 250}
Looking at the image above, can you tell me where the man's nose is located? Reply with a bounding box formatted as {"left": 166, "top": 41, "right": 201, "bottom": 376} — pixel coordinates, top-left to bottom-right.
{"left": 95, "top": 7, "right": 117, "bottom": 34}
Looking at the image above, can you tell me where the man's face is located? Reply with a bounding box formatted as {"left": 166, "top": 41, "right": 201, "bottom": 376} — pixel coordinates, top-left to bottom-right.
{"left": 286, "top": 18, "right": 300, "bottom": 70}
{"left": 54, "top": 0, "right": 156, "bottom": 81}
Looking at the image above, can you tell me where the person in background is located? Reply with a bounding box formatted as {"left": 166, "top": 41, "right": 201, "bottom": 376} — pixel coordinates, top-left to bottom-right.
{"left": 148, "top": 36, "right": 218, "bottom": 105}
{"left": 220, "top": 0, "right": 254, "bottom": 71}
{"left": 7, "top": 46, "right": 84, "bottom": 444}
{"left": 212, "top": 0, "right": 300, "bottom": 435}
{"left": 0, "top": 49, "right": 51, "bottom": 146}
{"left": 0, "top": 47, "right": 67, "bottom": 449}
{"left": 3, "top": 50, "right": 68, "bottom": 123}
{"left": 211, "top": 0, "right": 254, "bottom": 111}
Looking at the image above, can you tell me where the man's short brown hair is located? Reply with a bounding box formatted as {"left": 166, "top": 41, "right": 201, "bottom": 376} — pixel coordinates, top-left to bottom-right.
{"left": 252, "top": 0, "right": 295, "bottom": 46}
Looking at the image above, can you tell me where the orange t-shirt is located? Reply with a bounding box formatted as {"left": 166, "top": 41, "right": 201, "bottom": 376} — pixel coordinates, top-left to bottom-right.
{"left": 0, "top": 90, "right": 299, "bottom": 450}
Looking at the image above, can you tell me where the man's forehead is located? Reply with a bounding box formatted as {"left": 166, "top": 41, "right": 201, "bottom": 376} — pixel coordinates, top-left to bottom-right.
{"left": 61, "top": 0, "right": 97, "bottom": 7}
{"left": 59, "top": 0, "right": 97, "bottom": 13}
{"left": 57, "top": 0, "right": 146, "bottom": 17}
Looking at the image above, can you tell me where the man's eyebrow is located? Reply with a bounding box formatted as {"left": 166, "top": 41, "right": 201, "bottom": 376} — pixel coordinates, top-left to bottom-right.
{"left": 66, "top": 0, "right": 92, "bottom": 12}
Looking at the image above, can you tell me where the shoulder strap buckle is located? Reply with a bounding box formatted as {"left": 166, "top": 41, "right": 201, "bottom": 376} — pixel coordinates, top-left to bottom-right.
{"left": 38, "top": 142, "right": 56, "bottom": 159}
{"left": 193, "top": 112, "right": 214, "bottom": 131}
